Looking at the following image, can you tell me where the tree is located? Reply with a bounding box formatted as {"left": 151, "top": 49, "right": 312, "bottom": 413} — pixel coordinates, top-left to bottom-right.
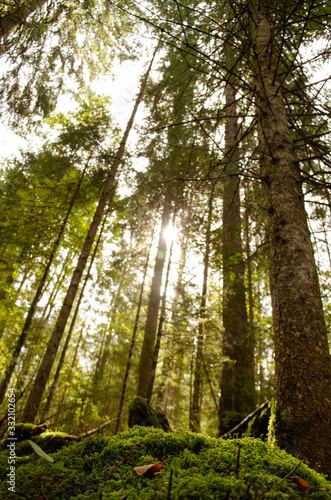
{"left": 247, "top": 0, "right": 331, "bottom": 475}
{"left": 22, "top": 49, "right": 158, "bottom": 423}
{"left": 0, "top": 1, "right": 47, "bottom": 41}
{"left": 136, "top": 192, "right": 171, "bottom": 399}
{"left": 219, "top": 40, "right": 255, "bottom": 432}
{"left": 190, "top": 184, "right": 214, "bottom": 432}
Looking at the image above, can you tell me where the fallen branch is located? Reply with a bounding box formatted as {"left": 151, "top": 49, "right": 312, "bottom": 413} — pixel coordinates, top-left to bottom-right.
{"left": 78, "top": 417, "right": 118, "bottom": 439}
{"left": 220, "top": 399, "right": 270, "bottom": 439}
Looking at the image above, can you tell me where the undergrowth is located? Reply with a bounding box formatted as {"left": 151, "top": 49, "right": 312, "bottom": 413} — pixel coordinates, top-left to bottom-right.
{"left": 0, "top": 426, "right": 330, "bottom": 499}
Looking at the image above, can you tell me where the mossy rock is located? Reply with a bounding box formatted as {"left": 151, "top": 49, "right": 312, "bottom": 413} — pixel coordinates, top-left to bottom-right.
{"left": 128, "top": 396, "right": 170, "bottom": 431}
{"left": 0, "top": 426, "right": 330, "bottom": 499}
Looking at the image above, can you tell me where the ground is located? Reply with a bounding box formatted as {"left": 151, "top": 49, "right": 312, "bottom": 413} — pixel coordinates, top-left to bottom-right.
{"left": 0, "top": 425, "right": 330, "bottom": 499}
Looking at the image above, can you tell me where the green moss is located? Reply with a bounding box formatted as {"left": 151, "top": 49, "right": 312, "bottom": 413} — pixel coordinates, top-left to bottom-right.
{"left": 0, "top": 427, "right": 330, "bottom": 499}
{"left": 128, "top": 397, "right": 170, "bottom": 430}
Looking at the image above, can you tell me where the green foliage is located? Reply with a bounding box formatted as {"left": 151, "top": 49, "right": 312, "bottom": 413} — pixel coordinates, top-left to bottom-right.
{"left": 0, "top": 427, "right": 330, "bottom": 499}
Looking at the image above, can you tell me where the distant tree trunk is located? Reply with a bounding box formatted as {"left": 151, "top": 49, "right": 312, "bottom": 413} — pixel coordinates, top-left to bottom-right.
{"left": 41, "top": 249, "right": 76, "bottom": 323}
{"left": 0, "top": 164, "right": 88, "bottom": 408}
{"left": 0, "top": 0, "right": 47, "bottom": 41}
{"left": 219, "top": 74, "right": 255, "bottom": 432}
{"left": 115, "top": 232, "right": 154, "bottom": 433}
{"left": 137, "top": 193, "right": 171, "bottom": 399}
{"left": 190, "top": 186, "right": 213, "bottom": 432}
{"left": 41, "top": 207, "right": 111, "bottom": 421}
{"left": 155, "top": 218, "right": 188, "bottom": 415}
{"left": 147, "top": 231, "right": 174, "bottom": 401}
{"left": 249, "top": 0, "right": 331, "bottom": 476}
{"left": 22, "top": 51, "right": 157, "bottom": 423}
{"left": 55, "top": 320, "right": 86, "bottom": 425}
{"left": 91, "top": 294, "right": 120, "bottom": 402}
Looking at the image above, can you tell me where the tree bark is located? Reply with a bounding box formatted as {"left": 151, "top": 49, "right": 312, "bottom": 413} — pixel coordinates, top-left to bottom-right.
{"left": 0, "top": 0, "right": 47, "bottom": 41}
{"left": 137, "top": 193, "right": 171, "bottom": 399}
{"left": 220, "top": 76, "right": 255, "bottom": 430}
{"left": 249, "top": 0, "right": 331, "bottom": 476}
{"left": 22, "top": 49, "right": 157, "bottom": 423}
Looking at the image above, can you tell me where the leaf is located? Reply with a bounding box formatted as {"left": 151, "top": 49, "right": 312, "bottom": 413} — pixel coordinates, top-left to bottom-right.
{"left": 290, "top": 476, "right": 311, "bottom": 493}
{"left": 134, "top": 463, "right": 164, "bottom": 479}
{"left": 51, "top": 461, "right": 71, "bottom": 473}
{"left": 28, "top": 440, "right": 54, "bottom": 463}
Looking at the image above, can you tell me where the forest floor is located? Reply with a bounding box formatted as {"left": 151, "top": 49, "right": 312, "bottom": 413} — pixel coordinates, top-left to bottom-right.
{"left": 0, "top": 425, "right": 331, "bottom": 499}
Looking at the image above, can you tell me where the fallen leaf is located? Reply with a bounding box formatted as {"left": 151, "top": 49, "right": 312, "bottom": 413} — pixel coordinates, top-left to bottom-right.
{"left": 134, "top": 463, "right": 164, "bottom": 479}
{"left": 290, "top": 476, "right": 311, "bottom": 493}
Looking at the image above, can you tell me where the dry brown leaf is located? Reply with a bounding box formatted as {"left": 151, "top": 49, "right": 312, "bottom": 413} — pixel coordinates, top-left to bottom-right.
{"left": 134, "top": 463, "right": 164, "bottom": 479}
{"left": 290, "top": 476, "right": 311, "bottom": 493}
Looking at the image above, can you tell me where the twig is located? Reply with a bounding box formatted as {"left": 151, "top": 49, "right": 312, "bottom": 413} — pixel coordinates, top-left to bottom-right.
{"left": 275, "top": 462, "right": 302, "bottom": 488}
{"left": 220, "top": 400, "right": 270, "bottom": 438}
{"left": 167, "top": 468, "right": 173, "bottom": 500}
{"left": 236, "top": 444, "right": 241, "bottom": 479}
{"left": 78, "top": 417, "right": 117, "bottom": 438}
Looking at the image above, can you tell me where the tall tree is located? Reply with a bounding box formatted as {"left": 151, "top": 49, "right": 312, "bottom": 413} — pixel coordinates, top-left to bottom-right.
{"left": 219, "top": 48, "right": 255, "bottom": 431}
{"left": 190, "top": 184, "right": 214, "bottom": 432}
{"left": 136, "top": 192, "right": 171, "bottom": 399}
{"left": 22, "top": 49, "right": 158, "bottom": 422}
{"left": 248, "top": 0, "right": 331, "bottom": 476}
{"left": 0, "top": 158, "right": 89, "bottom": 408}
{"left": 115, "top": 230, "right": 154, "bottom": 433}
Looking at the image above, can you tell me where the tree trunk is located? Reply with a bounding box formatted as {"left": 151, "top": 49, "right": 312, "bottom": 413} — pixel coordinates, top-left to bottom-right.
{"left": 147, "top": 231, "right": 174, "bottom": 401}
{"left": 219, "top": 74, "right": 255, "bottom": 431}
{"left": 41, "top": 248, "right": 76, "bottom": 323}
{"left": 190, "top": 186, "right": 213, "bottom": 432}
{"left": 0, "top": 0, "right": 47, "bottom": 41}
{"left": 136, "top": 193, "right": 171, "bottom": 399}
{"left": 115, "top": 231, "right": 154, "bottom": 433}
{"left": 22, "top": 50, "right": 157, "bottom": 423}
{"left": 249, "top": 0, "right": 331, "bottom": 476}
{"left": 91, "top": 294, "right": 119, "bottom": 402}
{"left": 41, "top": 206, "right": 111, "bottom": 421}
{"left": 0, "top": 164, "right": 88, "bottom": 408}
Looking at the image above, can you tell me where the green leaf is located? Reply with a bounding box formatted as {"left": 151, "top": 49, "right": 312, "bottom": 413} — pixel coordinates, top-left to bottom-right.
{"left": 51, "top": 461, "right": 71, "bottom": 473}
{"left": 28, "top": 440, "right": 54, "bottom": 462}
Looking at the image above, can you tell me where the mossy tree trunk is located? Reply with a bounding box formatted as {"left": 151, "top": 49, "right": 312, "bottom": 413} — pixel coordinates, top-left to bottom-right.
{"left": 147, "top": 229, "right": 174, "bottom": 402}
{"left": 249, "top": 0, "right": 331, "bottom": 476}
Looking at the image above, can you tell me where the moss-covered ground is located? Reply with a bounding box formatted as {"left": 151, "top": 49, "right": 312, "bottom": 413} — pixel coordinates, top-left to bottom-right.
{"left": 0, "top": 426, "right": 330, "bottom": 499}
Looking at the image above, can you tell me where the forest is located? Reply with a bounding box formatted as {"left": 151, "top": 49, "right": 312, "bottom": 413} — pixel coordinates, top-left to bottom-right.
{"left": 0, "top": 0, "right": 331, "bottom": 497}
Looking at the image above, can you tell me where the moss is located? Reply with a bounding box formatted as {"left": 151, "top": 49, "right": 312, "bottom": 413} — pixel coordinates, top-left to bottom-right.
{"left": 128, "top": 397, "right": 170, "bottom": 431}
{"left": 0, "top": 423, "right": 47, "bottom": 450}
{"left": 0, "top": 427, "right": 330, "bottom": 499}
